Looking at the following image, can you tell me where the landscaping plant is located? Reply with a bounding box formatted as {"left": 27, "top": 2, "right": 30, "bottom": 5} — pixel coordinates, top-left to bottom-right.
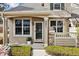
{"left": 10, "top": 46, "right": 32, "bottom": 56}
{"left": 46, "top": 46, "right": 79, "bottom": 56}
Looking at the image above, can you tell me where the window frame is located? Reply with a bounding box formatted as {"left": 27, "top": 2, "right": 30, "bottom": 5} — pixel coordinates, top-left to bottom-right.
{"left": 49, "top": 19, "right": 64, "bottom": 33}
{"left": 14, "top": 18, "right": 32, "bottom": 37}
{"left": 50, "top": 3, "right": 64, "bottom": 10}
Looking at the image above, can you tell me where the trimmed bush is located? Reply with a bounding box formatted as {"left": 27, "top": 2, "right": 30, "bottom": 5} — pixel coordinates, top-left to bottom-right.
{"left": 45, "top": 46, "right": 79, "bottom": 56}
{"left": 10, "top": 46, "right": 32, "bottom": 56}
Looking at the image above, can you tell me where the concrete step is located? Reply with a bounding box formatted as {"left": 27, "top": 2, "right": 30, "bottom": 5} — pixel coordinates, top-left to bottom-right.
{"left": 32, "top": 43, "right": 44, "bottom": 49}
{"left": 34, "top": 40, "right": 44, "bottom": 43}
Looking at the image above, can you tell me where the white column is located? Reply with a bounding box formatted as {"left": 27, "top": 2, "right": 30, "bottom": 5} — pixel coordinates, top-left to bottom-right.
{"left": 1, "top": 13, "right": 5, "bottom": 45}
{"left": 1, "top": 13, "right": 8, "bottom": 46}
{"left": 44, "top": 17, "right": 48, "bottom": 47}
{"left": 4, "top": 18, "right": 8, "bottom": 46}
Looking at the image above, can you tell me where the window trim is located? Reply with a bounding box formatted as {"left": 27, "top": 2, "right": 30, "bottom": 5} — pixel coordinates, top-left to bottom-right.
{"left": 49, "top": 19, "right": 64, "bottom": 33}
{"left": 13, "top": 18, "right": 32, "bottom": 37}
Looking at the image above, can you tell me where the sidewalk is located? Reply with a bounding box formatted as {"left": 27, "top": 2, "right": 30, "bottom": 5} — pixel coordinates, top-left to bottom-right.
{"left": 33, "top": 49, "right": 51, "bottom": 56}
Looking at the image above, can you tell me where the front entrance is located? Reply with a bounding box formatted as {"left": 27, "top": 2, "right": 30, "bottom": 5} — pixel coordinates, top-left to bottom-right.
{"left": 34, "top": 21, "right": 43, "bottom": 42}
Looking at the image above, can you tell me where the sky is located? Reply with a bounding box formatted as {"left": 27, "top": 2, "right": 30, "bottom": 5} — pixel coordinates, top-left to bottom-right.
{"left": 7, "top": 3, "right": 19, "bottom": 7}
{"left": 4, "top": 3, "right": 19, "bottom": 11}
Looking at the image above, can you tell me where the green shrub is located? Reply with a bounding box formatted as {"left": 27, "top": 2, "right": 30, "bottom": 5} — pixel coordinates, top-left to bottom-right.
{"left": 10, "top": 46, "right": 32, "bottom": 56}
{"left": 45, "top": 46, "right": 79, "bottom": 56}
{"left": 27, "top": 37, "right": 32, "bottom": 41}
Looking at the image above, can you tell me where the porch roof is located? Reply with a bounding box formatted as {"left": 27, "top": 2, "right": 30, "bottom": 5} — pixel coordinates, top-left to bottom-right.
{"left": 0, "top": 10, "right": 71, "bottom": 18}
{"left": 0, "top": 11, "right": 50, "bottom": 18}
{"left": 48, "top": 11, "right": 71, "bottom": 18}
{"left": 69, "top": 18, "right": 79, "bottom": 22}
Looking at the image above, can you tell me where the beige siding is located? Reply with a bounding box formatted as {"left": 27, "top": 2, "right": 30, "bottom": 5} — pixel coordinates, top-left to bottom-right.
{"left": 21, "top": 3, "right": 48, "bottom": 11}
{"left": 55, "top": 39, "right": 76, "bottom": 46}
{"left": 65, "top": 3, "right": 72, "bottom": 12}
{"left": 44, "top": 3, "right": 50, "bottom": 10}
{"left": 63, "top": 19, "right": 70, "bottom": 33}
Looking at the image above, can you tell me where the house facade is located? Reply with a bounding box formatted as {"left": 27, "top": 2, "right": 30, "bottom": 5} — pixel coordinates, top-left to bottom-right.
{"left": 1, "top": 3, "right": 79, "bottom": 47}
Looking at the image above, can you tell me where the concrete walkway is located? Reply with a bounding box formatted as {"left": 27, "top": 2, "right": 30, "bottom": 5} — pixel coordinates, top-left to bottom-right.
{"left": 33, "top": 49, "right": 51, "bottom": 56}
{"left": 32, "top": 43, "right": 51, "bottom": 56}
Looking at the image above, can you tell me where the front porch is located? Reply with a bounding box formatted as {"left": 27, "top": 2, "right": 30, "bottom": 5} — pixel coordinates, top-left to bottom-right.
{"left": 49, "top": 32, "right": 78, "bottom": 47}
{"left": 1, "top": 11, "right": 79, "bottom": 48}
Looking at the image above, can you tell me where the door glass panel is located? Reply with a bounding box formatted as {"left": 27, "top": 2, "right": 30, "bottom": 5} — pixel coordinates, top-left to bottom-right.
{"left": 36, "top": 23, "right": 42, "bottom": 39}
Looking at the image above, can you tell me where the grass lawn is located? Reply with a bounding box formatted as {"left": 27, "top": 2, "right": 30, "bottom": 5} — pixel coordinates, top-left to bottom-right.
{"left": 10, "top": 46, "right": 32, "bottom": 56}
{"left": 45, "top": 46, "right": 79, "bottom": 56}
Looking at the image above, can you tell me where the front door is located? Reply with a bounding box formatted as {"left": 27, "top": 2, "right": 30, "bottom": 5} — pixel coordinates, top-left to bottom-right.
{"left": 34, "top": 21, "right": 43, "bottom": 42}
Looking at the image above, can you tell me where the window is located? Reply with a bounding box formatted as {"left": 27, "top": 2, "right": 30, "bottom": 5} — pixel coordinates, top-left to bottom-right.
{"left": 23, "top": 20, "right": 30, "bottom": 35}
{"left": 15, "top": 20, "right": 22, "bottom": 35}
{"left": 50, "top": 3, "right": 64, "bottom": 10}
{"left": 15, "top": 18, "right": 30, "bottom": 35}
{"left": 50, "top": 20, "right": 63, "bottom": 32}
{"left": 54, "top": 3, "right": 60, "bottom": 10}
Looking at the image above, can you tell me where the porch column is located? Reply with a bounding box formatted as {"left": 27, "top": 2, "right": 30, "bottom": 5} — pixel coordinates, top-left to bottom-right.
{"left": 1, "top": 13, "right": 5, "bottom": 45}
{"left": 4, "top": 18, "right": 8, "bottom": 45}
{"left": 44, "top": 17, "right": 48, "bottom": 47}
{"left": 1, "top": 13, "right": 8, "bottom": 46}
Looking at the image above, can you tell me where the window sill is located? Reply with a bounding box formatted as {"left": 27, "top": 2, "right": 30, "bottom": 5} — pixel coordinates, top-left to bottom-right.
{"left": 13, "top": 35, "right": 32, "bottom": 37}
{"left": 49, "top": 30, "right": 63, "bottom": 33}
{"left": 50, "top": 10, "right": 63, "bottom": 11}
